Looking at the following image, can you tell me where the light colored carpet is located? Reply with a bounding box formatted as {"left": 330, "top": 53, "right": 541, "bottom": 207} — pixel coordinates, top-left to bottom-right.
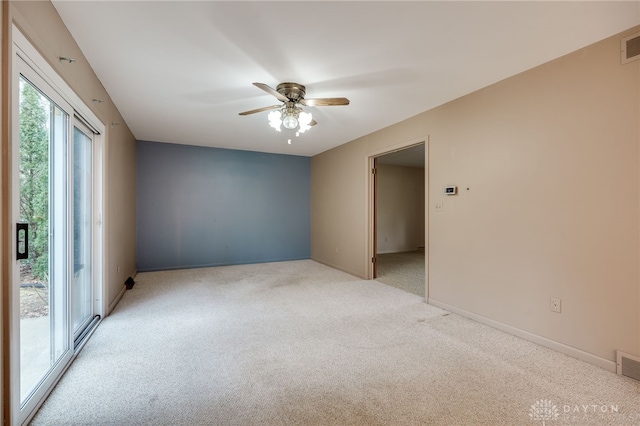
{"left": 32, "top": 260, "right": 640, "bottom": 425}
{"left": 376, "top": 251, "right": 425, "bottom": 297}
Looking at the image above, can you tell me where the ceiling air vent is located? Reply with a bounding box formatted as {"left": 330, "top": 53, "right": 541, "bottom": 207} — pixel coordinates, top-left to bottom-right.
{"left": 621, "top": 32, "right": 640, "bottom": 64}
{"left": 616, "top": 351, "right": 640, "bottom": 381}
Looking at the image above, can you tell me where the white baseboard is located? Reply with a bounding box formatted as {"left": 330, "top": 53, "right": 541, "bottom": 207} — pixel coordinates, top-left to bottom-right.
{"left": 427, "top": 298, "right": 616, "bottom": 373}
{"left": 107, "top": 284, "right": 127, "bottom": 316}
{"left": 310, "top": 257, "right": 366, "bottom": 279}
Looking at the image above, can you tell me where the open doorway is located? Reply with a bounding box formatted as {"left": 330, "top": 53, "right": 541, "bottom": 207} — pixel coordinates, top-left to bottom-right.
{"left": 371, "top": 143, "right": 426, "bottom": 297}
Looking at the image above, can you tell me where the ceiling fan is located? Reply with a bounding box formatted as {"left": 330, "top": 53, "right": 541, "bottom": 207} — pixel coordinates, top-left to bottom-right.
{"left": 239, "top": 82, "right": 349, "bottom": 135}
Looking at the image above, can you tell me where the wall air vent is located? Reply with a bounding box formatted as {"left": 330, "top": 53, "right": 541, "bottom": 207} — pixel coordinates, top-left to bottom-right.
{"left": 621, "top": 32, "right": 640, "bottom": 64}
{"left": 616, "top": 351, "right": 640, "bottom": 381}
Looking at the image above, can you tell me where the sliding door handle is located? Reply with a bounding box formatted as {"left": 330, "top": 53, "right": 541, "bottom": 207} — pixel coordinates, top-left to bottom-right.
{"left": 16, "top": 223, "right": 28, "bottom": 260}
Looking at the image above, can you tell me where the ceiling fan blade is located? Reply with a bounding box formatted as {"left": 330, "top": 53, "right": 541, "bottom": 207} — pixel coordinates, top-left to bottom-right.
{"left": 310, "top": 119, "right": 318, "bottom": 126}
{"left": 253, "top": 82, "right": 289, "bottom": 102}
{"left": 238, "top": 105, "right": 281, "bottom": 116}
{"left": 302, "top": 97, "right": 350, "bottom": 107}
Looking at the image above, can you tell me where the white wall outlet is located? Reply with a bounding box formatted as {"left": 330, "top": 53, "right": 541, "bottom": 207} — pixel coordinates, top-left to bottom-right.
{"left": 435, "top": 202, "right": 444, "bottom": 212}
{"left": 550, "top": 297, "right": 561, "bottom": 313}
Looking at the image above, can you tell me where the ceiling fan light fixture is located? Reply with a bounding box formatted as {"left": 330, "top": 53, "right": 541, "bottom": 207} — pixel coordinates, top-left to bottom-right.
{"left": 240, "top": 82, "right": 350, "bottom": 140}
{"left": 297, "top": 111, "right": 312, "bottom": 134}
{"left": 268, "top": 110, "right": 282, "bottom": 132}
{"left": 282, "top": 113, "right": 298, "bottom": 130}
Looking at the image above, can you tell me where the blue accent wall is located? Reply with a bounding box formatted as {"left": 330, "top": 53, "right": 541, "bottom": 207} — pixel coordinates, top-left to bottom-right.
{"left": 136, "top": 141, "right": 310, "bottom": 271}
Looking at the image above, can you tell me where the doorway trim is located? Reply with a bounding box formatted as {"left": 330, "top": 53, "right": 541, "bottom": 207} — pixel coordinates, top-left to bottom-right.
{"left": 365, "top": 136, "right": 429, "bottom": 297}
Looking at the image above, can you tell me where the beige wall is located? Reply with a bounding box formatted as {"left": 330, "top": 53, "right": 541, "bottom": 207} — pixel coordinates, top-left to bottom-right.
{"left": 312, "top": 26, "right": 640, "bottom": 364}
{"left": 376, "top": 164, "right": 425, "bottom": 254}
{"left": 8, "top": 1, "right": 137, "bottom": 309}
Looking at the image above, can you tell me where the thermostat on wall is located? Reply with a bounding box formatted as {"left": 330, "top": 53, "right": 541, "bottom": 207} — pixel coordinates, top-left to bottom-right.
{"left": 445, "top": 186, "right": 458, "bottom": 195}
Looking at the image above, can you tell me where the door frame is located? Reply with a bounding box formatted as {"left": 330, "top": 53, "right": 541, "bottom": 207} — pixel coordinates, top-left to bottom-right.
{"left": 366, "top": 136, "right": 429, "bottom": 298}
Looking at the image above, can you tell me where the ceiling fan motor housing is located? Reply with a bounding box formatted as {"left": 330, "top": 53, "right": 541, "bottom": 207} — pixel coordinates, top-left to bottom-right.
{"left": 277, "top": 82, "right": 306, "bottom": 102}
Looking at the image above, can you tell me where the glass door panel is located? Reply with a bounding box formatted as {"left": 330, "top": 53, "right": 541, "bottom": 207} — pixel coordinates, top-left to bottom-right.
{"left": 18, "top": 76, "right": 70, "bottom": 404}
{"left": 73, "top": 125, "right": 93, "bottom": 337}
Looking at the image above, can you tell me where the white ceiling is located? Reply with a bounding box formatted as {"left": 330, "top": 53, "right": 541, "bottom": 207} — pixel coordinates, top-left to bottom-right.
{"left": 52, "top": 1, "right": 639, "bottom": 157}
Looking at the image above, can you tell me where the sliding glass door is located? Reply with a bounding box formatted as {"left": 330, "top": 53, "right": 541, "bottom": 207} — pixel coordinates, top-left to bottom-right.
{"left": 12, "top": 27, "right": 104, "bottom": 425}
